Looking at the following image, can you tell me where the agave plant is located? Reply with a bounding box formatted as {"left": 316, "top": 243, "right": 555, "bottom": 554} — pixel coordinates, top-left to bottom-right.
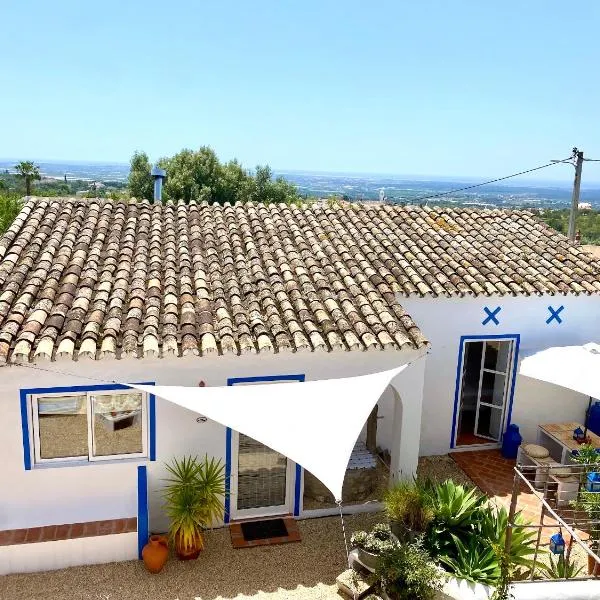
{"left": 543, "top": 553, "right": 583, "bottom": 579}
{"left": 475, "top": 505, "right": 538, "bottom": 569}
{"left": 430, "top": 480, "right": 485, "bottom": 529}
{"left": 163, "top": 455, "right": 226, "bottom": 558}
{"left": 424, "top": 480, "right": 485, "bottom": 557}
{"left": 438, "top": 536, "right": 501, "bottom": 586}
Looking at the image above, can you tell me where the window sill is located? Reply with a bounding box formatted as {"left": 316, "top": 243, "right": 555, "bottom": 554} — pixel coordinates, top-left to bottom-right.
{"left": 30, "top": 456, "right": 150, "bottom": 470}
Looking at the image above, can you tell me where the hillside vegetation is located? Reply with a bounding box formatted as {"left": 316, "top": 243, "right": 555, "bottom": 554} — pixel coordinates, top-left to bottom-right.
{"left": 535, "top": 208, "right": 600, "bottom": 244}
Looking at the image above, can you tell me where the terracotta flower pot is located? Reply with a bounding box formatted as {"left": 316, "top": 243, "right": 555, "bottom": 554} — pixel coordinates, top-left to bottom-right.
{"left": 588, "top": 553, "right": 600, "bottom": 577}
{"left": 174, "top": 531, "right": 203, "bottom": 560}
{"left": 142, "top": 535, "right": 169, "bottom": 573}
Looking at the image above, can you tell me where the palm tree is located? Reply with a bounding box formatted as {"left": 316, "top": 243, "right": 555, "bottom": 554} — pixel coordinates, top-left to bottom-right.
{"left": 14, "top": 161, "right": 41, "bottom": 196}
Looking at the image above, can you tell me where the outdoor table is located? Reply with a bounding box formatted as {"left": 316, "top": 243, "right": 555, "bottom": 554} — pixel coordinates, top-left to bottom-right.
{"left": 538, "top": 422, "right": 600, "bottom": 464}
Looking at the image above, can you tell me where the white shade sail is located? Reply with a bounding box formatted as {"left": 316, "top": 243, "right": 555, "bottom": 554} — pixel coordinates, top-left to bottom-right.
{"left": 519, "top": 343, "right": 600, "bottom": 399}
{"left": 131, "top": 365, "right": 407, "bottom": 501}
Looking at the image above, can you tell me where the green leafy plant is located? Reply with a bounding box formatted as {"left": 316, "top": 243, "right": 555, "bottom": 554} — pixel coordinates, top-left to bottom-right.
{"left": 572, "top": 443, "right": 600, "bottom": 467}
{"left": 162, "top": 455, "right": 226, "bottom": 556}
{"left": 572, "top": 491, "right": 600, "bottom": 552}
{"left": 543, "top": 553, "right": 583, "bottom": 579}
{"left": 476, "top": 506, "right": 538, "bottom": 569}
{"left": 439, "top": 535, "right": 500, "bottom": 586}
{"left": 375, "top": 539, "right": 444, "bottom": 600}
{"left": 384, "top": 479, "right": 434, "bottom": 539}
{"left": 425, "top": 480, "right": 485, "bottom": 556}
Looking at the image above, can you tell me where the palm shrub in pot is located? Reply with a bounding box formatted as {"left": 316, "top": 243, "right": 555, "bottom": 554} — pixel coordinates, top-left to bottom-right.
{"left": 163, "top": 455, "right": 226, "bottom": 560}
{"left": 383, "top": 479, "right": 434, "bottom": 541}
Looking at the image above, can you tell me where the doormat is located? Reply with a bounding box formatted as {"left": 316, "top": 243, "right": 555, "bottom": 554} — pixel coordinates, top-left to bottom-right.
{"left": 230, "top": 516, "right": 301, "bottom": 548}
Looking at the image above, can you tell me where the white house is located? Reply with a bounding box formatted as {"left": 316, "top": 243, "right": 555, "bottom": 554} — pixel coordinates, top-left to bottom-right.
{"left": 0, "top": 197, "right": 598, "bottom": 574}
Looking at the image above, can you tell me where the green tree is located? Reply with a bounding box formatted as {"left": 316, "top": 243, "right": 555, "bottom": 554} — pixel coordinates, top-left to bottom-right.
{"left": 127, "top": 151, "right": 153, "bottom": 200}
{"left": 0, "top": 194, "right": 23, "bottom": 234}
{"left": 14, "top": 161, "right": 41, "bottom": 196}
{"left": 128, "top": 146, "right": 300, "bottom": 205}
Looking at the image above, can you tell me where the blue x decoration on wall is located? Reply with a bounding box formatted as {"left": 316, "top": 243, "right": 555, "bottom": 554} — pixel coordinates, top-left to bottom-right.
{"left": 482, "top": 306, "right": 501, "bottom": 326}
{"left": 546, "top": 305, "right": 564, "bottom": 325}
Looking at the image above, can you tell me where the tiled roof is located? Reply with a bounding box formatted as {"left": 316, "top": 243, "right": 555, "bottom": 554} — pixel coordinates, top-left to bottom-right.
{"left": 1, "top": 198, "right": 598, "bottom": 364}
{"left": 0, "top": 198, "right": 427, "bottom": 363}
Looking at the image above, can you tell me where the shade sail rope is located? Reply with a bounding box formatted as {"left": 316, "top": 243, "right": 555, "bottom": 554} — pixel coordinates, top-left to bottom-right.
{"left": 337, "top": 500, "right": 357, "bottom": 600}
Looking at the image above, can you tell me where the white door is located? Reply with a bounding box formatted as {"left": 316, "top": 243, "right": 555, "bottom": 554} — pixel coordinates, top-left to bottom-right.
{"left": 456, "top": 339, "right": 515, "bottom": 445}
{"left": 474, "top": 340, "right": 514, "bottom": 441}
{"left": 229, "top": 380, "right": 296, "bottom": 520}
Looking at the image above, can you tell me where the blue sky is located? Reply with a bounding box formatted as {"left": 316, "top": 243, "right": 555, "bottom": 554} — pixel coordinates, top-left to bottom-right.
{"left": 2, "top": 1, "right": 600, "bottom": 181}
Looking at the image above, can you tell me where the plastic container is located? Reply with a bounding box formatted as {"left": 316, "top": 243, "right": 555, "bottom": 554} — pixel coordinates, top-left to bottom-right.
{"left": 587, "top": 401, "right": 600, "bottom": 437}
{"left": 586, "top": 472, "right": 600, "bottom": 493}
{"left": 501, "top": 423, "right": 522, "bottom": 459}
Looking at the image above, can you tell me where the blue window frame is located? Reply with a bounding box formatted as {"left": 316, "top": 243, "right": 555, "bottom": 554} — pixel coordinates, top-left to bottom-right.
{"left": 224, "top": 374, "right": 305, "bottom": 522}
{"left": 20, "top": 382, "right": 156, "bottom": 470}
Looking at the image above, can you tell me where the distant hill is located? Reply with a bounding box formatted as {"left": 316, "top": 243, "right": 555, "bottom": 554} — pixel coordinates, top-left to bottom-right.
{"left": 1, "top": 159, "right": 600, "bottom": 209}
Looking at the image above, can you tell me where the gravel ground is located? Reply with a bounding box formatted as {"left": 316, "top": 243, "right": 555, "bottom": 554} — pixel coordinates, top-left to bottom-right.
{"left": 417, "top": 454, "right": 475, "bottom": 487}
{"left": 0, "top": 513, "right": 383, "bottom": 600}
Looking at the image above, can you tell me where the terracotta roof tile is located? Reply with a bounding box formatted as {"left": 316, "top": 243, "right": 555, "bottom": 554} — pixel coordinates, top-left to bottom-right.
{"left": 3, "top": 198, "right": 598, "bottom": 362}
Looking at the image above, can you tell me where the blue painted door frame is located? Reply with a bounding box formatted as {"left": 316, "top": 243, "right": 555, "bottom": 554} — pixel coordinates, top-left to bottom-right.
{"left": 224, "top": 374, "right": 305, "bottom": 523}
{"left": 450, "top": 334, "right": 521, "bottom": 449}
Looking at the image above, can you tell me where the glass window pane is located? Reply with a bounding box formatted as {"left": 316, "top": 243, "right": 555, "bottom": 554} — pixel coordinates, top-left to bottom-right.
{"left": 476, "top": 405, "right": 504, "bottom": 440}
{"left": 460, "top": 341, "right": 484, "bottom": 410}
{"left": 484, "top": 341, "right": 511, "bottom": 373}
{"left": 480, "top": 371, "right": 507, "bottom": 406}
{"left": 92, "top": 393, "right": 143, "bottom": 457}
{"left": 237, "top": 434, "right": 287, "bottom": 510}
{"left": 37, "top": 395, "right": 88, "bottom": 459}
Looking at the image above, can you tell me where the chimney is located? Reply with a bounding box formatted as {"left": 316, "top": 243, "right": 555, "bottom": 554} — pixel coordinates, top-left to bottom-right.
{"left": 151, "top": 166, "right": 166, "bottom": 203}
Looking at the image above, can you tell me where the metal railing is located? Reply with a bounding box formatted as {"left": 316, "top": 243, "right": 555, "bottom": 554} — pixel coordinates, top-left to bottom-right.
{"left": 505, "top": 461, "right": 600, "bottom": 581}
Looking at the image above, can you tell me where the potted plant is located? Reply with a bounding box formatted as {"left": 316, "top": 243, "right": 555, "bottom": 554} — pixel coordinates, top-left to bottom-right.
{"left": 350, "top": 524, "right": 393, "bottom": 570}
{"left": 383, "top": 479, "right": 434, "bottom": 541}
{"left": 163, "top": 455, "right": 226, "bottom": 560}
{"left": 375, "top": 539, "right": 444, "bottom": 600}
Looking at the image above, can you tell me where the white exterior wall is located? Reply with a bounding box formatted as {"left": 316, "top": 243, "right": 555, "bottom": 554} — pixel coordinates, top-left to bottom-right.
{"left": 0, "top": 345, "right": 424, "bottom": 534}
{"left": 400, "top": 295, "right": 600, "bottom": 457}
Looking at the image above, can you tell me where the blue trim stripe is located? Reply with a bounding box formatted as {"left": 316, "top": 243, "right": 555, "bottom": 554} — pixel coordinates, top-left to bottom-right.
{"left": 225, "top": 374, "right": 305, "bottom": 521}
{"left": 149, "top": 393, "right": 156, "bottom": 461}
{"left": 504, "top": 335, "right": 521, "bottom": 428}
{"left": 451, "top": 334, "right": 520, "bottom": 448}
{"left": 20, "top": 390, "right": 32, "bottom": 471}
{"left": 20, "top": 381, "right": 156, "bottom": 470}
{"left": 137, "top": 465, "right": 149, "bottom": 559}
{"left": 450, "top": 340, "right": 466, "bottom": 449}
{"left": 293, "top": 463, "right": 302, "bottom": 516}
{"left": 224, "top": 427, "right": 232, "bottom": 523}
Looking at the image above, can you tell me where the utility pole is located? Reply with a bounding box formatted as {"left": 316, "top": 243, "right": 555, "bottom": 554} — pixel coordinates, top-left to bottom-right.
{"left": 568, "top": 148, "right": 584, "bottom": 241}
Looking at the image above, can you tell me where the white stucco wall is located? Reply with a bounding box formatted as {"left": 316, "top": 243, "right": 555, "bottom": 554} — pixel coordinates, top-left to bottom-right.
{"left": 400, "top": 294, "right": 600, "bottom": 456}
{"left": 0, "top": 345, "right": 424, "bottom": 533}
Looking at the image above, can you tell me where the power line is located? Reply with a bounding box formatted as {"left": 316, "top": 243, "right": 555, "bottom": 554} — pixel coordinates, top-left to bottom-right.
{"left": 404, "top": 157, "right": 573, "bottom": 205}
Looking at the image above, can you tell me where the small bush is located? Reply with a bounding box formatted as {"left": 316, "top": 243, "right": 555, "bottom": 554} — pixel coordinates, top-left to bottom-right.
{"left": 383, "top": 479, "right": 434, "bottom": 535}
{"left": 375, "top": 539, "right": 444, "bottom": 600}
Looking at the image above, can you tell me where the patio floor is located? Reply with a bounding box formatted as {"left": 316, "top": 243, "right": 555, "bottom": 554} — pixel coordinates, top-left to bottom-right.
{"left": 450, "top": 449, "right": 594, "bottom": 553}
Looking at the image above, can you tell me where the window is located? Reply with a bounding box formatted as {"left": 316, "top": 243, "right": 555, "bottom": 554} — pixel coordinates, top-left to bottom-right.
{"left": 31, "top": 390, "right": 148, "bottom": 464}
